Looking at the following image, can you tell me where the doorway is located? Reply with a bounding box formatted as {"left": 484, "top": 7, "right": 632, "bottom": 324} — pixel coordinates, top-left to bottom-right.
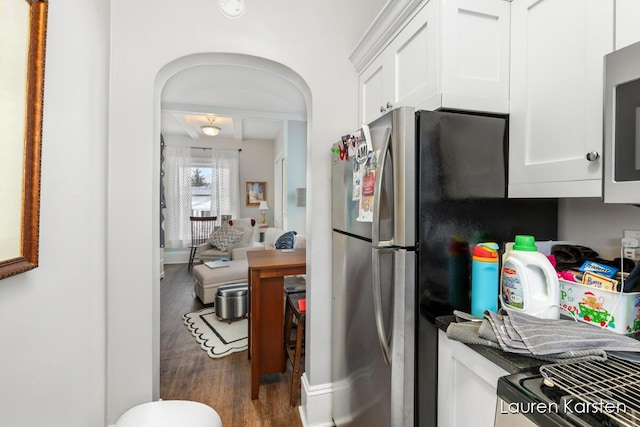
{"left": 157, "top": 54, "right": 309, "bottom": 402}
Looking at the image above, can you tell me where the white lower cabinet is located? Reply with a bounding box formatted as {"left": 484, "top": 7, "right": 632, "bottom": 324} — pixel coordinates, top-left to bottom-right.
{"left": 508, "top": 0, "right": 614, "bottom": 198}
{"left": 356, "top": 0, "right": 511, "bottom": 125}
{"left": 438, "top": 330, "right": 508, "bottom": 427}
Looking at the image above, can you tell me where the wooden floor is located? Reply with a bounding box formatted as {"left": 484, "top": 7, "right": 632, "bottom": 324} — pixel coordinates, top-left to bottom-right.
{"left": 160, "top": 263, "right": 302, "bottom": 426}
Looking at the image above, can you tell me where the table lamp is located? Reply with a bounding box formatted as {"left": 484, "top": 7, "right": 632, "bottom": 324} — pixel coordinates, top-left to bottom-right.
{"left": 259, "top": 201, "right": 269, "bottom": 224}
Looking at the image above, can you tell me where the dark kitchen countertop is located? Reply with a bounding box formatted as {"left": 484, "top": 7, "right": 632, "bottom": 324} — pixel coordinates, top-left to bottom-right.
{"left": 436, "top": 312, "right": 640, "bottom": 374}
{"left": 435, "top": 315, "right": 546, "bottom": 374}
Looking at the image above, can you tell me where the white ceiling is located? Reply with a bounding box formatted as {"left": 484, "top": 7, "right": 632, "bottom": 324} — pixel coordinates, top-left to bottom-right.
{"left": 161, "top": 64, "right": 307, "bottom": 141}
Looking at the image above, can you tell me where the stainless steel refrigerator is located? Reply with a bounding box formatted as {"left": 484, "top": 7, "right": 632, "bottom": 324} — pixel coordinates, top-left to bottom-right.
{"left": 331, "top": 107, "right": 558, "bottom": 427}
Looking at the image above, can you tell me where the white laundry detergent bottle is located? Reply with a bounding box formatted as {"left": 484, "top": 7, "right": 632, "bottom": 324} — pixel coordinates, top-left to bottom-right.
{"left": 500, "top": 235, "right": 560, "bottom": 319}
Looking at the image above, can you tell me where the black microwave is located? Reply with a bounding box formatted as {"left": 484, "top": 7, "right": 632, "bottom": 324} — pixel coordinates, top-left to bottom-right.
{"left": 603, "top": 40, "right": 640, "bottom": 203}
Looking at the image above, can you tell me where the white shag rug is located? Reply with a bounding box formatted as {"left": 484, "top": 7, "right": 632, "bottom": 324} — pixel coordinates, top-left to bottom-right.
{"left": 182, "top": 307, "right": 248, "bottom": 358}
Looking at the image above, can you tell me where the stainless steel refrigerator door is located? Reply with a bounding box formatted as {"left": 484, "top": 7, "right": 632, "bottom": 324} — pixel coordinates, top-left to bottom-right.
{"left": 332, "top": 231, "right": 415, "bottom": 427}
{"left": 332, "top": 231, "right": 392, "bottom": 427}
{"left": 370, "top": 107, "right": 416, "bottom": 248}
{"left": 331, "top": 107, "right": 416, "bottom": 247}
{"left": 390, "top": 248, "right": 415, "bottom": 427}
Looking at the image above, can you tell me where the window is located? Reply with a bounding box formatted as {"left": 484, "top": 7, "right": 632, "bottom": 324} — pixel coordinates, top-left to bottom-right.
{"left": 164, "top": 147, "right": 239, "bottom": 249}
{"left": 191, "top": 167, "right": 212, "bottom": 216}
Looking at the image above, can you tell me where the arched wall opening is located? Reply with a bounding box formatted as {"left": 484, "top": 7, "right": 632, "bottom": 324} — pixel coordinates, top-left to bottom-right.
{"left": 106, "top": 52, "right": 317, "bottom": 424}
{"left": 152, "top": 51, "right": 313, "bottom": 385}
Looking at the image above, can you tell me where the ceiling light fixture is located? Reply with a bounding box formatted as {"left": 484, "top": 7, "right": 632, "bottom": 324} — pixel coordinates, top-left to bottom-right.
{"left": 219, "top": 0, "right": 245, "bottom": 19}
{"left": 201, "top": 116, "right": 221, "bottom": 137}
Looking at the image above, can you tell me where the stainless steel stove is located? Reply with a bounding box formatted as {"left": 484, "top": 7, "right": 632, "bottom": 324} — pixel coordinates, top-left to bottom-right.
{"left": 497, "top": 357, "right": 640, "bottom": 426}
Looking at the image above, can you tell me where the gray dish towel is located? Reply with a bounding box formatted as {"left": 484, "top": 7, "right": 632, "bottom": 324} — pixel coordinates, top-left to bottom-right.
{"left": 446, "top": 309, "right": 640, "bottom": 363}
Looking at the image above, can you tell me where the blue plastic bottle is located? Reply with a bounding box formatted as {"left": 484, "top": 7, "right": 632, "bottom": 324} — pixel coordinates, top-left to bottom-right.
{"left": 471, "top": 242, "right": 500, "bottom": 318}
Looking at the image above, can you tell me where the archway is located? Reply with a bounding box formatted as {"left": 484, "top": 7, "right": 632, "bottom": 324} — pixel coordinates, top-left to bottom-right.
{"left": 153, "top": 52, "right": 311, "bottom": 395}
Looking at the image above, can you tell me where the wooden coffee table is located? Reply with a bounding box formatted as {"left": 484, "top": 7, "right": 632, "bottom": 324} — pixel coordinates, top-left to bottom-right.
{"left": 246, "top": 248, "right": 306, "bottom": 399}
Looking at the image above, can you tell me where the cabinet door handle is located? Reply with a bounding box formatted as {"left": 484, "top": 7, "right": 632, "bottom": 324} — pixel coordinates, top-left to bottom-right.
{"left": 386, "top": 101, "right": 393, "bottom": 109}
{"left": 585, "top": 151, "right": 600, "bottom": 161}
{"left": 380, "top": 105, "right": 387, "bottom": 113}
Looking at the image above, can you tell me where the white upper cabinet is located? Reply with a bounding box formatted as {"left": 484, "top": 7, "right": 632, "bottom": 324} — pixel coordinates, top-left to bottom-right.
{"left": 439, "top": 0, "right": 511, "bottom": 113}
{"left": 508, "top": 0, "right": 614, "bottom": 198}
{"left": 352, "top": 0, "right": 510, "bottom": 125}
{"left": 616, "top": 0, "right": 640, "bottom": 49}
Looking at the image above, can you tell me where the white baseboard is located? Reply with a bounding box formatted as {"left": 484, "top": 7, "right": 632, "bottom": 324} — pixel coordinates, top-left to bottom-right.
{"left": 299, "top": 373, "right": 335, "bottom": 427}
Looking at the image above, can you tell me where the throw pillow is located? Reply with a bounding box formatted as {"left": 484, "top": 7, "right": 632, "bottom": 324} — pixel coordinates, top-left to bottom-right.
{"left": 275, "top": 231, "right": 297, "bottom": 250}
{"left": 207, "top": 223, "right": 243, "bottom": 251}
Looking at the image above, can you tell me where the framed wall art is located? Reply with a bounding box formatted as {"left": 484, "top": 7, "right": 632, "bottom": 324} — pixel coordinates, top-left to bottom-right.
{"left": 246, "top": 181, "right": 266, "bottom": 206}
{"left": 0, "top": 0, "right": 48, "bottom": 280}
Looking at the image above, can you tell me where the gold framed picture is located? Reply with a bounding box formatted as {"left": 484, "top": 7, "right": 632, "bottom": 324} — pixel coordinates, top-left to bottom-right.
{"left": 0, "top": 0, "right": 48, "bottom": 280}
{"left": 246, "top": 181, "right": 266, "bottom": 206}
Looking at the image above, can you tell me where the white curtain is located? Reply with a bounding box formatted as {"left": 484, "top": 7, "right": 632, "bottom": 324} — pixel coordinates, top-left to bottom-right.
{"left": 164, "top": 145, "right": 192, "bottom": 248}
{"left": 210, "top": 149, "right": 240, "bottom": 220}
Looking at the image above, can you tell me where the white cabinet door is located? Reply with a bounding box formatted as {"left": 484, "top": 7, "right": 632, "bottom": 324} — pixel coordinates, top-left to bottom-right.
{"left": 616, "top": 0, "right": 640, "bottom": 49}
{"left": 440, "top": 0, "right": 511, "bottom": 113}
{"left": 359, "top": 53, "right": 391, "bottom": 125}
{"left": 509, "top": 0, "right": 614, "bottom": 198}
{"left": 356, "top": 0, "right": 510, "bottom": 124}
{"left": 358, "top": 0, "right": 438, "bottom": 124}
{"left": 438, "top": 330, "right": 508, "bottom": 427}
{"left": 390, "top": 0, "right": 439, "bottom": 112}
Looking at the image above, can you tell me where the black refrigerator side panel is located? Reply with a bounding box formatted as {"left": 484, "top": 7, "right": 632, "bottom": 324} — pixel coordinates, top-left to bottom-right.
{"left": 413, "top": 110, "right": 558, "bottom": 427}
{"left": 415, "top": 198, "right": 557, "bottom": 427}
{"left": 417, "top": 110, "right": 508, "bottom": 201}
{"left": 416, "top": 198, "right": 558, "bottom": 320}
{"left": 416, "top": 315, "right": 438, "bottom": 427}
{"left": 415, "top": 110, "right": 558, "bottom": 319}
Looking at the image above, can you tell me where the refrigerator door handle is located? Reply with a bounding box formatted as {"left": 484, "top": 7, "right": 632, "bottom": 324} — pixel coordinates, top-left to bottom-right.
{"left": 372, "top": 128, "right": 392, "bottom": 248}
{"left": 372, "top": 246, "right": 392, "bottom": 366}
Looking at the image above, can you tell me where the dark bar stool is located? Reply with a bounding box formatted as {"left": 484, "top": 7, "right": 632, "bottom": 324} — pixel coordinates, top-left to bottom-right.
{"left": 283, "top": 291, "right": 306, "bottom": 407}
{"left": 284, "top": 275, "right": 306, "bottom": 295}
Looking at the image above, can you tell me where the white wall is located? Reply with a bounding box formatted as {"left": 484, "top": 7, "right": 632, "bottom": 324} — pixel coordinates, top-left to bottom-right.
{"left": 274, "top": 127, "right": 286, "bottom": 229}
{"left": 0, "top": 0, "right": 109, "bottom": 426}
{"left": 108, "top": 0, "right": 385, "bottom": 425}
{"left": 162, "top": 134, "right": 275, "bottom": 227}
{"left": 559, "top": 198, "right": 640, "bottom": 259}
{"left": 286, "top": 120, "right": 307, "bottom": 234}
{"left": 239, "top": 141, "right": 276, "bottom": 223}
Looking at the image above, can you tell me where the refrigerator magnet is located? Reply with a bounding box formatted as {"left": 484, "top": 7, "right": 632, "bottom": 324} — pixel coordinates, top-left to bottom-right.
{"left": 362, "top": 124, "right": 373, "bottom": 153}
{"left": 356, "top": 150, "right": 379, "bottom": 222}
{"left": 352, "top": 161, "right": 361, "bottom": 201}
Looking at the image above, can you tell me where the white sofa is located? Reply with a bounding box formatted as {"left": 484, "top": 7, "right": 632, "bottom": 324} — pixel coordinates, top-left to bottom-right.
{"left": 196, "top": 218, "right": 263, "bottom": 263}
{"left": 261, "top": 227, "right": 306, "bottom": 250}
{"left": 193, "top": 227, "right": 306, "bottom": 304}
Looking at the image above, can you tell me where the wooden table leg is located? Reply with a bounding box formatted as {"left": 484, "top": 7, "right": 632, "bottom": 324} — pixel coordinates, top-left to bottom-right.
{"left": 250, "top": 269, "right": 260, "bottom": 399}
{"left": 248, "top": 274, "right": 252, "bottom": 361}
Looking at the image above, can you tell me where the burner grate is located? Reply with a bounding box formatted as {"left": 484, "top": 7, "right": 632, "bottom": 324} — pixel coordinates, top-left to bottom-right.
{"left": 540, "top": 356, "right": 640, "bottom": 426}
